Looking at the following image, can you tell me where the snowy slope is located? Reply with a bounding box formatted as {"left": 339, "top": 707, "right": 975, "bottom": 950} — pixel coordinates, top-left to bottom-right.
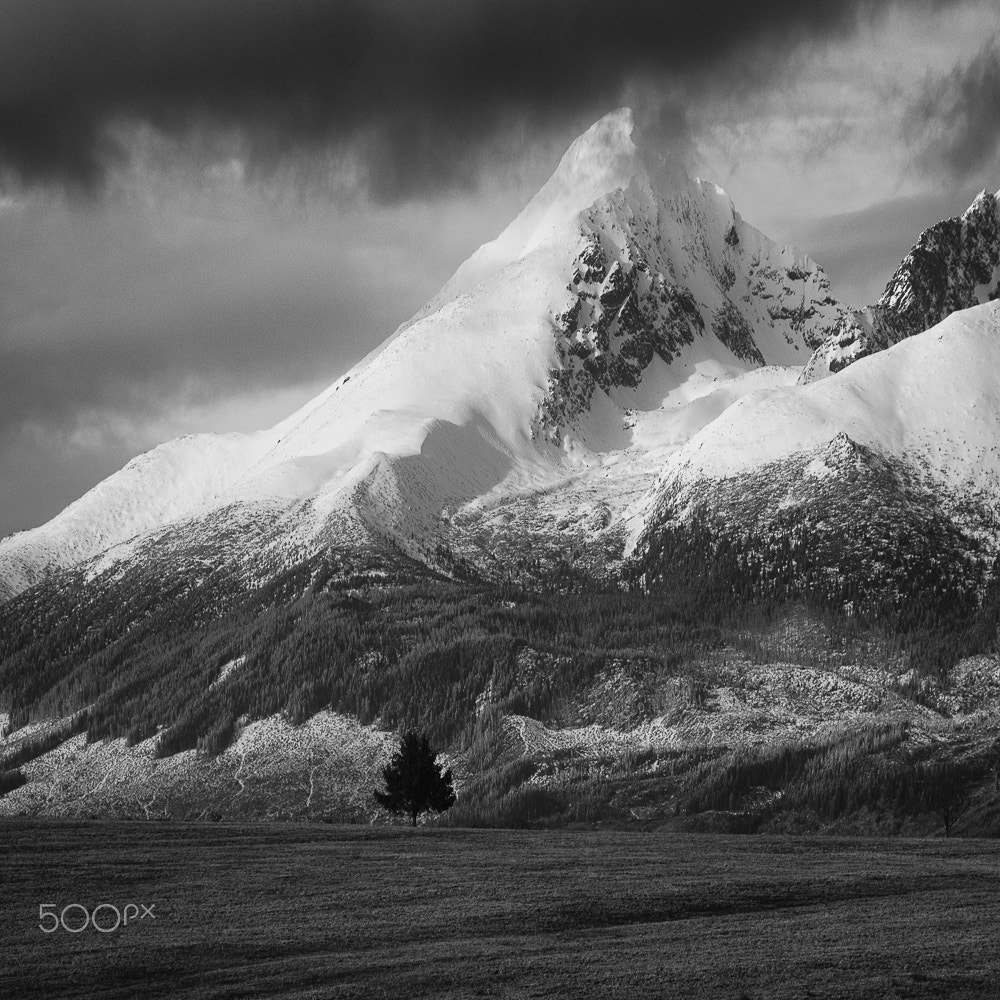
{"left": 658, "top": 301, "right": 1000, "bottom": 492}
{"left": 0, "top": 108, "right": 858, "bottom": 597}
{"left": 0, "top": 431, "right": 278, "bottom": 600}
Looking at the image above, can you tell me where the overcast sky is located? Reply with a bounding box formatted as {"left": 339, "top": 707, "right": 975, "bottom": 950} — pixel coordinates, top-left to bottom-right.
{"left": 1, "top": 0, "right": 999, "bottom": 536}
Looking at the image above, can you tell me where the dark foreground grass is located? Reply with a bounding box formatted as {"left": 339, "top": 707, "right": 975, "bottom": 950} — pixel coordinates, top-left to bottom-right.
{"left": 2, "top": 821, "right": 999, "bottom": 999}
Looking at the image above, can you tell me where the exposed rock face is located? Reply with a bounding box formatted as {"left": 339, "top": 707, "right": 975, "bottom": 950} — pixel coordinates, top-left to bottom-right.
{"left": 533, "top": 174, "right": 856, "bottom": 445}
{"left": 712, "top": 301, "right": 763, "bottom": 366}
{"left": 801, "top": 190, "right": 1000, "bottom": 382}
{"left": 537, "top": 237, "right": 704, "bottom": 441}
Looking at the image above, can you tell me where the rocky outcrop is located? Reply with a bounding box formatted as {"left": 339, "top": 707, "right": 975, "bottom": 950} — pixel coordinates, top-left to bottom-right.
{"left": 534, "top": 183, "right": 858, "bottom": 445}
{"left": 801, "top": 190, "right": 1000, "bottom": 382}
{"left": 536, "top": 236, "right": 704, "bottom": 442}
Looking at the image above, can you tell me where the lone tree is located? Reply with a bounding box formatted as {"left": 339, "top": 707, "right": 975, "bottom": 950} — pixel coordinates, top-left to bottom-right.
{"left": 919, "top": 761, "right": 972, "bottom": 838}
{"left": 374, "top": 730, "right": 456, "bottom": 826}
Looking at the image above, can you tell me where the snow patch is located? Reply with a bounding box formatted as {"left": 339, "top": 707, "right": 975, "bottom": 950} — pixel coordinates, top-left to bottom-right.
{"left": 210, "top": 656, "right": 246, "bottom": 690}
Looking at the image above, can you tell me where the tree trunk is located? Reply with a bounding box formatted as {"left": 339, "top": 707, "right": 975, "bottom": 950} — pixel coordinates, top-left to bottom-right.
{"left": 411, "top": 811, "right": 417, "bottom": 827}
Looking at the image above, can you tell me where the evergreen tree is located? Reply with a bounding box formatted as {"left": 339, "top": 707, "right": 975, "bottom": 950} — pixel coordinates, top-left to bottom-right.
{"left": 920, "top": 761, "right": 971, "bottom": 838}
{"left": 374, "top": 730, "right": 456, "bottom": 826}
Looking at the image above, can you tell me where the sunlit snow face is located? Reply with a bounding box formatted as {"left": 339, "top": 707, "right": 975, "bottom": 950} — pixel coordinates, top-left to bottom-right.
{"left": 0, "top": 0, "right": 994, "bottom": 536}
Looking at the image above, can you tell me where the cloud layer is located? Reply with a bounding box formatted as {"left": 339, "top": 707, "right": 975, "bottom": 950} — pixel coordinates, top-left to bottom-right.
{"left": 906, "top": 38, "right": 1000, "bottom": 184}
{"left": 0, "top": 0, "right": 960, "bottom": 198}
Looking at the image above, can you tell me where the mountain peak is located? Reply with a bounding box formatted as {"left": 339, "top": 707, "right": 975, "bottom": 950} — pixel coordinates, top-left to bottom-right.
{"left": 427, "top": 108, "right": 672, "bottom": 307}
{"left": 419, "top": 109, "right": 645, "bottom": 307}
{"left": 552, "top": 106, "right": 639, "bottom": 186}
{"left": 547, "top": 106, "right": 692, "bottom": 211}
{"left": 491, "top": 107, "right": 650, "bottom": 256}
{"left": 962, "top": 188, "right": 999, "bottom": 220}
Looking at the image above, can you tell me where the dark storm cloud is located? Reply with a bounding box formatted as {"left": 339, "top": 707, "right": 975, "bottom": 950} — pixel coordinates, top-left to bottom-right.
{"left": 0, "top": 191, "right": 440, "bottom": 536}
{"left": 0, "top": 199, "right": 434, "bottom": 430}
{"left": 905, "top": 38, "right": 1000, "bottom": 184}
{"left": 0, "top": 0, "right": 960, "bottom": 199}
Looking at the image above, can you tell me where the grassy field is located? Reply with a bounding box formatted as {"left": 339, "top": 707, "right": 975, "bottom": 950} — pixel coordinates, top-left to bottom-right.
{"left": 2, "top": 821, "right": 999, "bottom": 999}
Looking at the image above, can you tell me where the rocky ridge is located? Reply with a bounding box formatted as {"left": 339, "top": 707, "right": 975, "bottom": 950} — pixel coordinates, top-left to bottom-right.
{"left": 801, "top": 189, "right": 1000, "bottom": 381}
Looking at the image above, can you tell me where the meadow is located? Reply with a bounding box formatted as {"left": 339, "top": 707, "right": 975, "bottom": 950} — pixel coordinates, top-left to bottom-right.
{"left": 2, "top": 820, "right": 999, "bottom": 999}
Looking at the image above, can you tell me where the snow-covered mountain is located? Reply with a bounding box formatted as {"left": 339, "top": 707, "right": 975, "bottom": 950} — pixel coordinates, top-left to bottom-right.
{"left": 0, "top": 107, "right": 857, "bottom": 598}
{"left": 4, "top": 108, "right": 1000, "bottom": 826}
{"left": 2, "top": 107, "right": 999, "bottom": 609}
